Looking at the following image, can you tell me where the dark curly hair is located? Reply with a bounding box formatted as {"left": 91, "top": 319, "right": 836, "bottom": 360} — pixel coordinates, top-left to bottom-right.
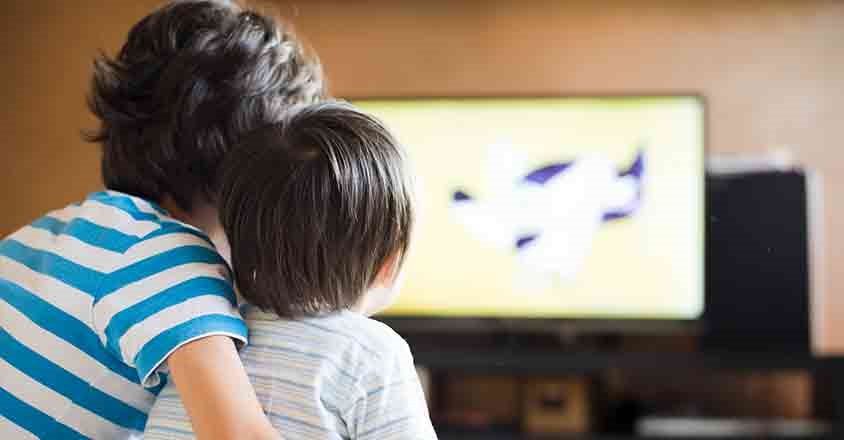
{"left": 218, "top": 102, "right": 415, "bottom": 318}
{"left": 85, "top": 0, "right": 325, "bottom": 211}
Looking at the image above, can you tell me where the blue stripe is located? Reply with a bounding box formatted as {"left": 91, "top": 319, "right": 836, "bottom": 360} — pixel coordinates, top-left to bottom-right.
{"left": 135, "top": 314, "right": 247, "bottom": 384}
{"left": 147, "top": 372, "right": 168, "bottom": 396}
{"left": 100, "top": 245, "right": 227, "bottom": 297}
{"left": 0, "top": 239, "right": 103, "bottom": 295}
{"left": 31, "top": 216, "right": 140, "bottom": 253}
{"left": 0, "top": 388, "right": 88, "bottom": 440}
{"left": 139, "top": 223, "right": 216, "bottom": 249}
{"left": 0, "top": 278, "right": 141, "bottom": 385}
{"left": 29, "top": 216, "right": 68, "bottom": 235}
{"left": 137, "top": 196, "right": 169, "bottom": 216}
{"left": 105, "top": 276, "right": 236, "bottom": 355}
{"left": 0, "top": 328, "right": 148, "bottom": 431}
{"left": 88, "top": 192, "right": 162, "bottom": 222}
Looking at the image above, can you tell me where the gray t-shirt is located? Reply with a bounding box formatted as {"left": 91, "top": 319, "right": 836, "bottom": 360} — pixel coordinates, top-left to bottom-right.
{"left": 144, "top": 307, "right": 437, "bottom": 440}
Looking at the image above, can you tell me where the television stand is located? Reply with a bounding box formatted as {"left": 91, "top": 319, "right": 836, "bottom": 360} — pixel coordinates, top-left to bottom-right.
{"left": 409, "top": 345, "right": 844, "bottom": 439}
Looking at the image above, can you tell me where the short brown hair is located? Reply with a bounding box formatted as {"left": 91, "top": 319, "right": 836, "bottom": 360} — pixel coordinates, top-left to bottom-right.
{"left": 218, "top": 102, "right": 414, "bottom": 318}
{"left": 86, "top": 0, "right": 325, "bottom": 211}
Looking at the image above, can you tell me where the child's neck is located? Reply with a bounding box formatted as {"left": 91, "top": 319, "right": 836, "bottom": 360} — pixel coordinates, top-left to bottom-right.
{"left": 161, "top": 195, "right": 231, "bottom": 265}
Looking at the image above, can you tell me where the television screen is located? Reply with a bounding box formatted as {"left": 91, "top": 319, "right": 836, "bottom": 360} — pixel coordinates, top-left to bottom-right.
{"left": 355, "top": 96, "right": 705, "bottom": 320}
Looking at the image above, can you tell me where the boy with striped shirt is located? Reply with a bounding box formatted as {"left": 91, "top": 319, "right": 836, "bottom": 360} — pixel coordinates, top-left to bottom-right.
{"left": 0, "top": 1, "right": 323, "bottom": 438}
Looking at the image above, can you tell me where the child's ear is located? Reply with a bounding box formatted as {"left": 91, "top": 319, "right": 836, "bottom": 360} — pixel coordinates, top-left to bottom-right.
{"left": 372, "top": 253, "right": 400, "bottom": 288}
{"left": 357, "top": 253, "right": 404, "bottom": 316}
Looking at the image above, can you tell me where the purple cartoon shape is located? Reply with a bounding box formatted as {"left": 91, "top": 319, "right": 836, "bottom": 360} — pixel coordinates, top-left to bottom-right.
{"left": 450, "top": 145, "right": 646, "bottom": 287}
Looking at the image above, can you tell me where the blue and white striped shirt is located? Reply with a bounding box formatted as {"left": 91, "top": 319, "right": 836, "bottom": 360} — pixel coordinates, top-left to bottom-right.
{"left": 145, "top": 307, "right": 437, "bottom": 440}
{"left": 0, "top": 191, "right": 247, "bottom": 439}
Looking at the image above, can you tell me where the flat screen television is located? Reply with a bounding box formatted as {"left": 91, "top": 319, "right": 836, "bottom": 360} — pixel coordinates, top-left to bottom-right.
{"left": 354, "top": 96, "right": 705, "bottom": 327}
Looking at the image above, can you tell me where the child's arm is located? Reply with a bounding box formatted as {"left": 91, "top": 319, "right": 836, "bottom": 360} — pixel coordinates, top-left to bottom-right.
{"left": 168, "top": 335, "right": 280, "bottom": 440}
{"left": 92, "top": 225, "right": 279, "bottom": 439}
{"left": 345, "top": 340, "right": 437, "bottom": 440}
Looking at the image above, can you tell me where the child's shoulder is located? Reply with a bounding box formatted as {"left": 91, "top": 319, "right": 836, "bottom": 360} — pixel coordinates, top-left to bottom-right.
{"left": 77, "top": 191, "right": 226, "bottom": 275}
{"left": 247, "top": 309, "right": 409, "bottom": 364}
{"left": 57, "top": 191, "right": 218, "bottom": 257}
{"left": 329, "top": 311, "right": 409, "bottom": 355}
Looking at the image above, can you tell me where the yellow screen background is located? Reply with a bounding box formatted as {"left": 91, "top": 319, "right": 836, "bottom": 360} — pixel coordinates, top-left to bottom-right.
{"left": 355, "top": 97, "right": 704, "bottom": 319}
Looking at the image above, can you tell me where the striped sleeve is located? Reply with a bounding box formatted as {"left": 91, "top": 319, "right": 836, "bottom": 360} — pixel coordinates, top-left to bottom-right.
{"left": 92, "top": 223, "right": 248, "bottom": 387}
{"left": 345, "top": 339, "right": 438, "bottom": 440}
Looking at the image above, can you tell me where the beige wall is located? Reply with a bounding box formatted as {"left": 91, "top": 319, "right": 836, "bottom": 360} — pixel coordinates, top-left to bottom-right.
{"left": 2, "top": 0, "right": 843, "bottom": 351}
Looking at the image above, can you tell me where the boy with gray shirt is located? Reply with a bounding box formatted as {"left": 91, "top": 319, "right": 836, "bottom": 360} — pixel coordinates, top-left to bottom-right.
{"left": 145, "top": 102, "right": 437, "bottom": 440}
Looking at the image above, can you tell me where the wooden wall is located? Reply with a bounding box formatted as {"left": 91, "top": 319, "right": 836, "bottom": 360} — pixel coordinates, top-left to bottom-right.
{"left": 2, "top": 0, "right": 842, "bottom": 352}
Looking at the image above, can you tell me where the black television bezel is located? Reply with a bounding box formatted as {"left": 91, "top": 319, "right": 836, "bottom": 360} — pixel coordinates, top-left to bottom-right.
{"left": 348, "top": 93, "right": 708, "bottom": 335}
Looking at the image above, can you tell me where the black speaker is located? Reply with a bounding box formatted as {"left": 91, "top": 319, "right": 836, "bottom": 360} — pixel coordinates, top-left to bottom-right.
{"left": 703, "top": 170, "right": 816, "bottom": 353}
